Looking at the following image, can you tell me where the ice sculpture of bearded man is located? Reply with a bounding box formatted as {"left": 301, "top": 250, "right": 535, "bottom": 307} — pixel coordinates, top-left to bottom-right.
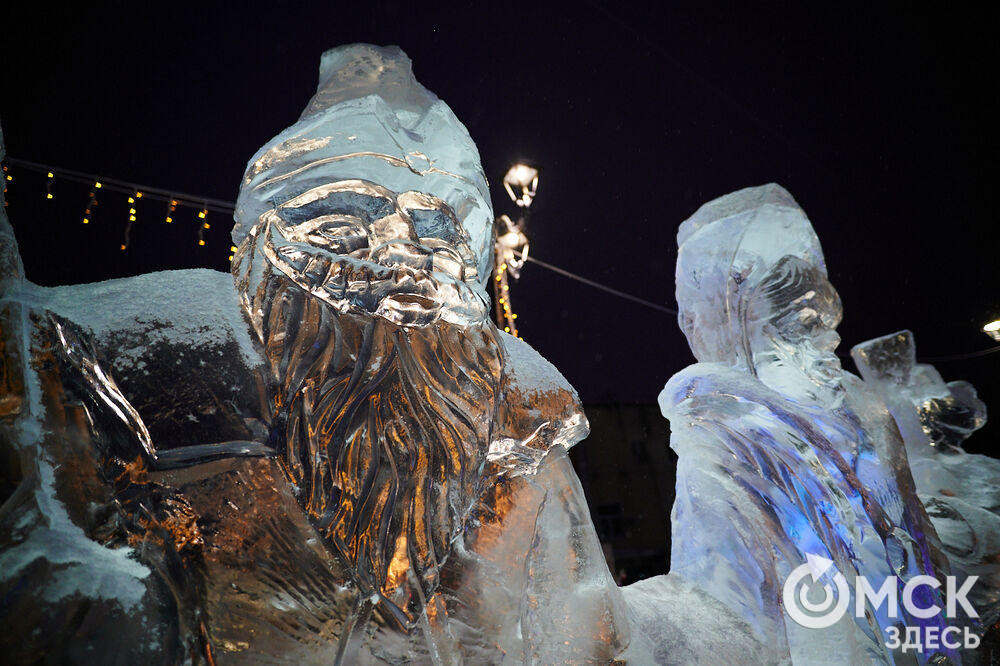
{"left": 656, "top": 185, "right": 973, "bottom": 665}
{"left": 0, "top": 44, "right": 629, "bottom": 666}
{"left": 228, "top": 44, "right": 628, "bottom": 664}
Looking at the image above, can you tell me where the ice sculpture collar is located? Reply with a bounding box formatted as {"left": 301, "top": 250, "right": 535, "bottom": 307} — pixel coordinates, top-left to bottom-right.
{"left": 675, "top": 184, "right": 841, "bottom": 380}
{"left": 233, "top": 44, "right": 494, "bottom": 296}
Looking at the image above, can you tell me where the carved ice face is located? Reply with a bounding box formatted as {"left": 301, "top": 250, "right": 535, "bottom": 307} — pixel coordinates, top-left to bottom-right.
{"left": 241, "top": 178, "right": 489, "bottom": 326}
{"left": 749, "top": 255, "right": 845, "bottom": 398}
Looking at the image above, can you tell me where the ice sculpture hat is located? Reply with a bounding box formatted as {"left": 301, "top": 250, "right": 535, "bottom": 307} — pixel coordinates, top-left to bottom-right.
{"left": 233, "top": 44, "right": 494, "bottom": 295}
{"left": 675, "top": 183, "right": 830, "bottom": 364}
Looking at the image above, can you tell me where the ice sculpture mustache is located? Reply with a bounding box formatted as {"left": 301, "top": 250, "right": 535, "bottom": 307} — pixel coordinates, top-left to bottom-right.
{"left": 233, "top": 185, "right": 504, "bottom": 623}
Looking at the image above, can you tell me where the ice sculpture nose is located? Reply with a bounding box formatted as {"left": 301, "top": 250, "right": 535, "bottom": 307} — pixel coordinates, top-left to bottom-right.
{"left": 814, "top": 329, "right": 841, "bottom": 352}
{"left": 369, "top": 240, "right": 434, "bottom": 271}
{"left": 370, "top": 212, "right": 418, "bottom": 247}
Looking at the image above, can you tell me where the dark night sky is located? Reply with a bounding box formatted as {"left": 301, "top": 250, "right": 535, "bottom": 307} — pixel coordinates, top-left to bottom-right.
{"left": 2, "top": 3, "right": 998, "bottom": 452}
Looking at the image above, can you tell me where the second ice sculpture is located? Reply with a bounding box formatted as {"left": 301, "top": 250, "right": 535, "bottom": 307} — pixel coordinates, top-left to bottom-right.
{"left": 658, "top": 185, "right": 965, "bottom": 664}
{"left": 852, "top": 331, "right": 1000, "bottom": 610}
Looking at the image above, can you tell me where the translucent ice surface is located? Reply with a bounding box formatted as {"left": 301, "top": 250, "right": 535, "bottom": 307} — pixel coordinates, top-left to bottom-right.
{"left": 233, "top": 44, "right": 494, "bottom": 317}
{"left": 853, "top": 331, "right": 1000, "bottom": 610}
{"left": 0, "top": 47, "right": 629, "bottom": 663}
{"left": 659, "top": 185, "right": 961, "bottom": 664}
{"left": 229, "top": 44, "right": 627, "bottom": 662}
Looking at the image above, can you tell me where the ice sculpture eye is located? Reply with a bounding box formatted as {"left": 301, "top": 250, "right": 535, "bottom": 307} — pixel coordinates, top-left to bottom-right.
{"left": 278, "top": 182, "right": 396, "bottom": 228}
{"left": 396, "top": 190, "right": 467, "bottom": 245}
{"left": 409, "top": 208, "right": 459, "bottom": 240}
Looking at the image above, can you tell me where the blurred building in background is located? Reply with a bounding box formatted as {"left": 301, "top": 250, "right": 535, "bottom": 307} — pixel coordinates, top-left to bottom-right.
{"left": 570, "top": 403, "right": 675, "bottom": 584}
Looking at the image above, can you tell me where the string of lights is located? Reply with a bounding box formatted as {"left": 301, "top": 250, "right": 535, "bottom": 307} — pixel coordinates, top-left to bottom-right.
{"left": 122, "top": 190, "right": 142, "bottom": 250}
{"left": 3, "top": 157, "right": 235, "bottom": 214}
{"left": 493, "top": 249, "right": 520, "bottom": 338}
{"left": 197, "top": 208, "right": 209, "bottom": 246}
{"left": 3, "top": 156, "right": 997, "bottom": 363}
{"left": 4, "top": 157, "right": 234, "bottom": 256}
{"left": 490, "top": 165, "right": 538, "bottom": 340}
{"left": 82, "top": 181, "right": 100, "bottom": 225}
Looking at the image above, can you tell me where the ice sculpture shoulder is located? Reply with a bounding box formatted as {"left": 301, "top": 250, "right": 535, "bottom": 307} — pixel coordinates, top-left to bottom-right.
{"left": 659, "top": 185, "right": 963, "bottom": 664}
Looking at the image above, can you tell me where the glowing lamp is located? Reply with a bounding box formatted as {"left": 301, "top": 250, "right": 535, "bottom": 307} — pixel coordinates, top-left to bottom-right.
{"left": 502, "top": 163, "right": 538, "bottom": 208}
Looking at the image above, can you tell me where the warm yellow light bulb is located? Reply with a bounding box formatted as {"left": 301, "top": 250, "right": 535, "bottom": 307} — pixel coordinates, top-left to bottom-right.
{"left": 46, "top": 193, "right": 53, "bottom": 199}
{"left": 135, "top": 191, "right": 143, "bottom": 198}
{"left": 128, "top": 197, "right": 135, "bottom": 203}
{"left": 165, "top": 216, "right": 173, "bottom": 223}
{"left": 230, "top": 245, "right": 237, "bottom": 253}
{"left": 203, "top": 222, "right": 210, "bottom": 229}
{"left": 46, "top": 172, "right": 53, "bottom": 178}
{"left": 129, "top": 215, "right": 136, "bottom": 221}
{"left": 82, "top": 218, "right": 89, "bottom": 224}
{"left": 120, "top": 244, "right": 127, "bottom": 250}
{"left": 95, "top": 181, "right": 102, "bottom": 188}
{"left": 198, "top": 239, "right": 206, "bottom": 246}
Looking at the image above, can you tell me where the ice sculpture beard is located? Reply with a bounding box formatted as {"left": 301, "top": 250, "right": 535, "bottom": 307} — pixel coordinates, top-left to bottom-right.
{"left": 748, "top": 255, "right": 846, "bottom": 406}
{"left": 234, "top": 182, "right": 503, "bottom": 623}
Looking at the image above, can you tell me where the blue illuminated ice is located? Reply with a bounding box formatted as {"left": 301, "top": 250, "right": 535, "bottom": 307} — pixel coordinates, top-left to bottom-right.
{"left": 655, "top": 184, "right": 963, "bottom": 664}
{"left": 852, "top": 331, "right": 1000, "bottom": 610}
